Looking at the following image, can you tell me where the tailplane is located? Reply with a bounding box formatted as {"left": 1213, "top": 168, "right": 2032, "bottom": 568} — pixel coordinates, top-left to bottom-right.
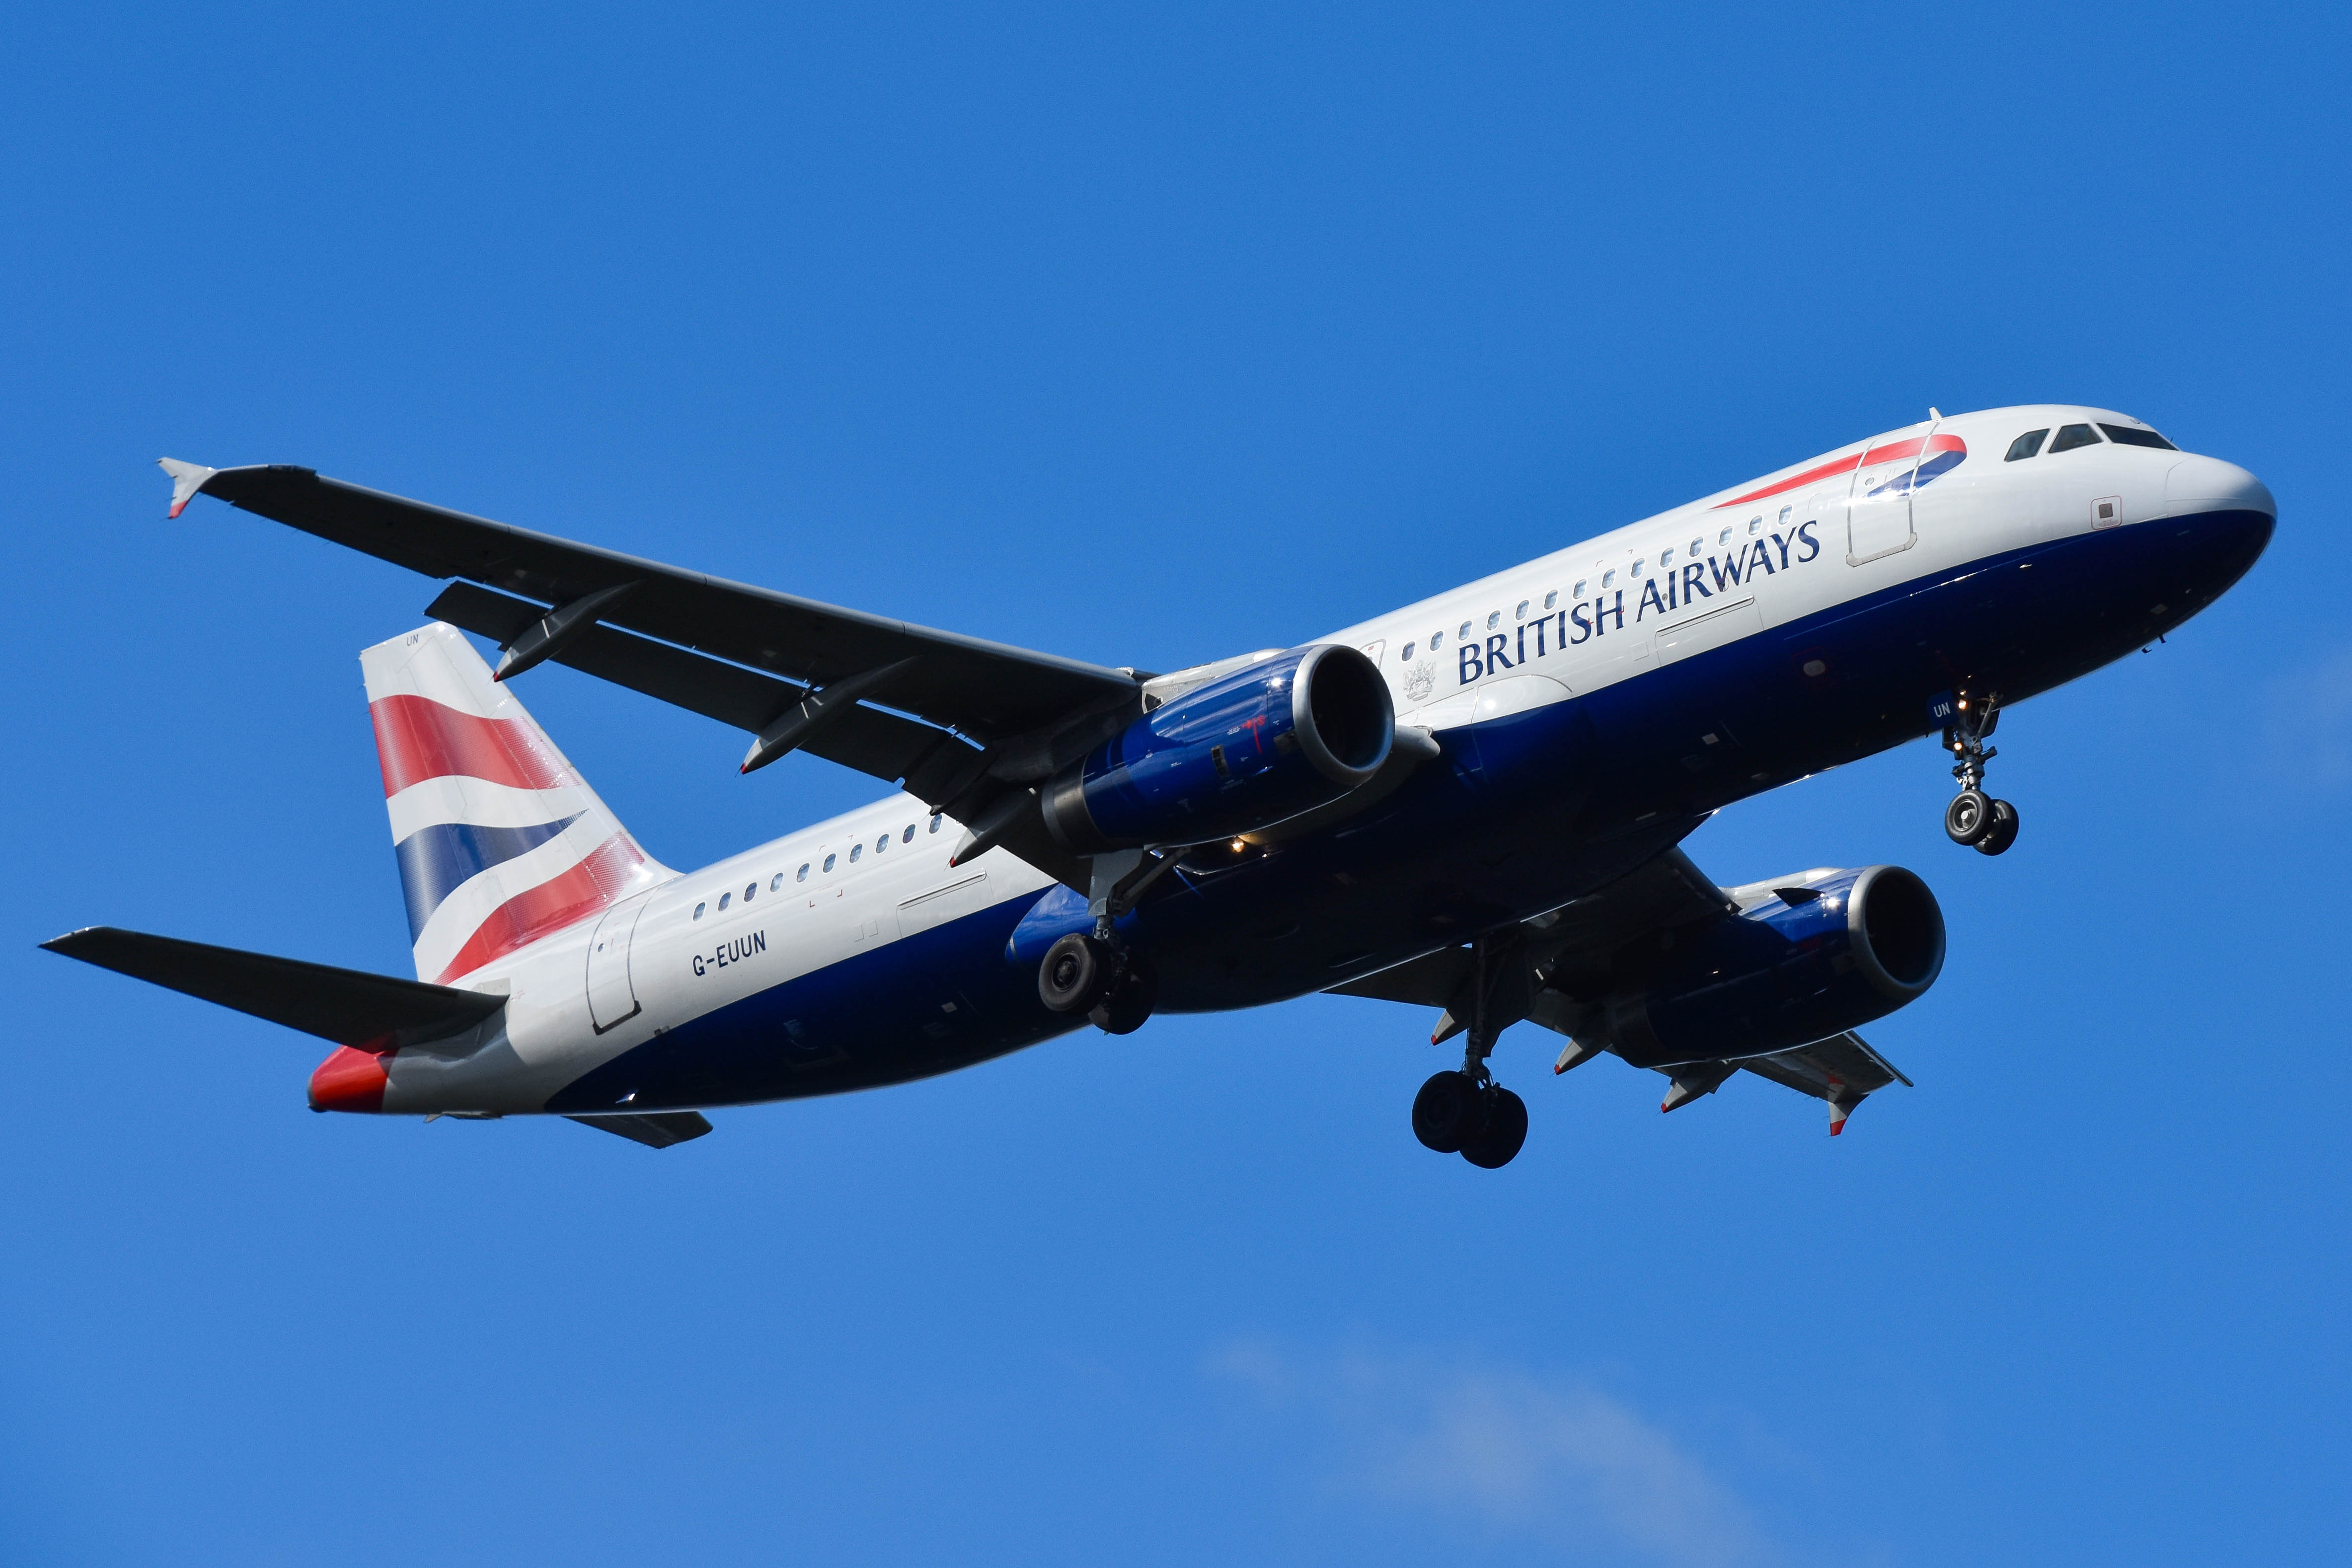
{"left": 363, "top": 623, "right": 669, "bottom": 983}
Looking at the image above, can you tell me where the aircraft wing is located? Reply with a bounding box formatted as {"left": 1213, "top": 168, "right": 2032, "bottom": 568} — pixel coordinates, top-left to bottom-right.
{"left": 159, "top": 462, "right": 1144, "bottom": 837}
{"left": 1325, "top": 845, "right": 1912, "bottom": 1132}
{"left": 1327, "top": 846, "right": 1730, "bottom": 1015}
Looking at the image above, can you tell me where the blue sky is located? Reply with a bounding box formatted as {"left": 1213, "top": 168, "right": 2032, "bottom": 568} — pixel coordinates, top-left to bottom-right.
{"left": 4, "top": 3, "right": 2348, "bottom": 1564}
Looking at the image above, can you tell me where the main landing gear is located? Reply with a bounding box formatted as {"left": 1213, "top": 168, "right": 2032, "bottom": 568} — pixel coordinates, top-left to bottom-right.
{"left": 1409, "top": 930, "right": 1530, "bottom": 1168}
{"left": 1038, "top": 932, "right": 1157, "bottom": 1034}
{"left": 1037, "top": 850, "right": 1177, "bottom": 1035}
{"left": 1941, "top": 693, "right": 2021, "bottom": 857}
{"left": 1413, "top": 1070, "right": 1528, "bottom": 1169}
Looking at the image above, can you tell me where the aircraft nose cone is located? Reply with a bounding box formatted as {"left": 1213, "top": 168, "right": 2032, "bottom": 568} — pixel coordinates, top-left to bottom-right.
{"left": 2165, "top": 454, "right": 2275, "bottom": 517}
{"left": 308, "top": 1046, "right": 390, "bottom": 1113}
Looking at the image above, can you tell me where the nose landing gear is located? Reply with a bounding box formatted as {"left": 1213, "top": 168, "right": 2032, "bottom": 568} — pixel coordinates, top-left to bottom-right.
{"left": 1941, "top": 693, "right": 2020, "bottom": 856}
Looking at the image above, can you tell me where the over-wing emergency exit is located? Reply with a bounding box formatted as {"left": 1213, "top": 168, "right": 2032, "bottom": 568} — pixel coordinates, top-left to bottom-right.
{"left": 47, "top": 406, "right": 2272, "bottom": 1162}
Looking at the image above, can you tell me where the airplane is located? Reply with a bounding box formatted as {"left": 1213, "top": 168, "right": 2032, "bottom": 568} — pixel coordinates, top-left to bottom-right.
{"left": 44, "top": 405, "right": 2272, "bottom": 1164}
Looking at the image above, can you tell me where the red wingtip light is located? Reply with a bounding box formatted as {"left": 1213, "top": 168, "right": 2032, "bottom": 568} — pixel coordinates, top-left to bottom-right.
{"left": 309, "top": 1046, "right": 390, "bottom": 1114}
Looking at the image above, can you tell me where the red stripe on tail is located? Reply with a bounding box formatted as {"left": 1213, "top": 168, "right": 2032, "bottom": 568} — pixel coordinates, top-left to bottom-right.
{"left": 370, "top": 694, "right": 572, "bottom": 798}
{"left": 433, "top": 835, "right": 648, "bottom": 983}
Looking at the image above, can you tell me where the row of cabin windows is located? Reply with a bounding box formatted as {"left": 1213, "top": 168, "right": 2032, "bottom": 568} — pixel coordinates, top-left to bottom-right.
{"left": 693, "top": 815, "right": 944, "bottom": 919}
{"left": 1388, "top": 510, "right": 1788, "bottom": 666}
{"left": 2005, "top": 422, "right": 2177, "bottom": 461}
{"left": 1380, "top": 419, "right": 2175, "bottom": 673}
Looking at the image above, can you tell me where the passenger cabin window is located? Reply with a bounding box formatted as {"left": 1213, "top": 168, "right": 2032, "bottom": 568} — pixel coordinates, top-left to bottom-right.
{"left": 745, "top": 883, "right": 756, "bottom": 901}
{"left": 1543, "top": 591, "right": 1557, "bottom": 610}
{"left": 928, "top": 815, "right": 942, "bottom": 834}
{"left": 824, "top": 853, "right": 837, "bottom": 872}
{"left": 903, "top": 824, "right": 915, "bottom": 843}
{"left": 1515, "top": 600, "right": 1528, "bottom": 619}
{"left": 1660, "top": 547, "right": 1674, "bottom": 567}
{"left": 693, "top": 901, "right": 706, "bottom": 919}
{"left": 2100, "top": 423, "right": 2177, "bottom": 450}
{"left": 1431, "top": 630, "right": 1444, "bottom": 651}
{"left": 1602, "top": 570, "right": 1615, "bottom": 589}
{"left": 797, "top": 863, "right": 810, "bottom": 881}
{"left": 1718, "top": 527, "right": 1732, "bottom": 546}
{"left": 874, "top": 834, "right": 887, "bottom": 853}
{"left": 1486, "top": 611, "right": 1500, "bottom": 630}
{"left": 849, "top": 843, "right": 862, "bottom": 863}
{"left": 1457, "top": 620, "right": 1472, "bottom": 641}
{"left": 718, "top": 892, "right": 731, "bottom": 911}
{"left": 1773, "top": 508, "right": 1789, "bottom": 529}
{"left": 1632, "top": 558, "right": 1646, "bottom": 576}
{"left": 771, "top": 873, "right": 784, "bottom": 892}
{"left": 2006, "top": 429, "right": 2050, "bottom": 461}
{"left": 1688, "top": 537, "right": 1702, "bottom": 556}
{"left": 2050, "top": 423, "right": 2102, "bottom": 453}
{"left": 1401, "top": 641, "right": 1416, "bottom": 661}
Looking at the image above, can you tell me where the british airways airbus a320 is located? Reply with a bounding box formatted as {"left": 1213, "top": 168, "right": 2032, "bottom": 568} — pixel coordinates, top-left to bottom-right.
{"left": 47, "top": 406, "right": 2271, "bottom": 1164}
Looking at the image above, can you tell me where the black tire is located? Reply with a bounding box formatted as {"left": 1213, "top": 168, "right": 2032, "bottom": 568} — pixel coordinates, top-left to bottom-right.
{"left": 1461, "top": 1088, "right": 1528, "bottom": 1169}
{"left": 1089, "top": 950, "right": 1158, "bottom": 1035}
{"left": 1974, "top": 799, "right": 2020, "bottom": 856}
{"left": 1039, "top": 933, "right": 1112, "bottom": 1014}
{"left": 1944, "top": 788, "right": 1993, "bottom": 846}
{"left": 1412, "top": 1071, "right": 1487, "bottom": 1154}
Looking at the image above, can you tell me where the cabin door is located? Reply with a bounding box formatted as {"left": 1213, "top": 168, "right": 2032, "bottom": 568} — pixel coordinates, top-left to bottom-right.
{"left": 1845, "top": 417, "right": 1936, "bottom": 565}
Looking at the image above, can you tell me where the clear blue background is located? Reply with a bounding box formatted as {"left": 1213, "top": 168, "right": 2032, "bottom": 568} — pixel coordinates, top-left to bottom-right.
{"left": 4, "top": 4, "right": 2346, "bottom": 1564}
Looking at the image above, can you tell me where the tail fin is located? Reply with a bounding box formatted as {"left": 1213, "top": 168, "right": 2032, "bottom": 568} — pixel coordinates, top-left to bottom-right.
{"left": 362, "top": 623, "right": 670, "bottom": 984}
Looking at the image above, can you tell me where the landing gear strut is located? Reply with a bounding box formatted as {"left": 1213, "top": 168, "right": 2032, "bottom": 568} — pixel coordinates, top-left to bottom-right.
{"left": 1409, "top": 931, "right": 1530, "bottom": 1168}
{"left": 1941, "top": 693, "right": 2020, "bottom": 856}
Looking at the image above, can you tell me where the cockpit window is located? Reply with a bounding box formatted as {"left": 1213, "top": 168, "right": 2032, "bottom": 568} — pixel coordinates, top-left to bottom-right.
{"left": 2005, "top": 429, "right": 2050, "bottom": 461}
{"left": 2050, "top": 423, "right": 2103, "bottom": 453}
{"left": 2099, "top": 423, "right": 2177, "bottom": 450}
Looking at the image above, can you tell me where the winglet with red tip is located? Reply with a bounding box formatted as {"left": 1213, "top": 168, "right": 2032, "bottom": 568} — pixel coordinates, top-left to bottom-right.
{"left": 158, "top": 457, "right": 217, "bottom": 519}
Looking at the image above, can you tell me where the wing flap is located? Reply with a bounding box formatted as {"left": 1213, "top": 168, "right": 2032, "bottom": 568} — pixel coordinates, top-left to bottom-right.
{"left": 42, "top": 927, "right": 504, "bottom": 1049}
{"left": 425, "top": 582, "right": 996, "bottom": 805}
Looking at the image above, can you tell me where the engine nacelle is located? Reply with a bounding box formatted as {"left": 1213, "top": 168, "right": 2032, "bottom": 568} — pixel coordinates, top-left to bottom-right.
{"left": 1042, "top": 644, "right": 1394, "bottom": 853}
{"left": 1603, "top": 865, "right": 1945, "bottom": 1069}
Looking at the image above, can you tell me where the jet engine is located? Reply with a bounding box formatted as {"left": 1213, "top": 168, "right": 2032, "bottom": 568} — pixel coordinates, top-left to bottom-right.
{"left": 1042, "top": 644, "right": 1394, "bottom": 853}
{"left": 1599, "top": 865, "right": 1945, "bottom": 1069}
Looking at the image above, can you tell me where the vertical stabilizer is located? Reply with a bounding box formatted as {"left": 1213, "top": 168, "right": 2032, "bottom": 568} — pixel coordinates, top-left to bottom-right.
{"left": 361, "top": 624, "right": 669, "bottom": 984}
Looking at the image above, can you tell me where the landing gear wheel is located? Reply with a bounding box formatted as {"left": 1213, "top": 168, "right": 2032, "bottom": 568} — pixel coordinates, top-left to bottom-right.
{"left": 1412, "top": 1070, "right": 1487, "bottom": 1154}
{"left": 1038, "top": 933, "right": 1113, "bottom": 1014}
{"left": 1944, "top": 788, "right": 1993, "bottom": 846}
{"left": 1973, "top": 799, "right": 2020, "bottom": 856}
{"left": 1460, "top": 1087, "right": 1528, "bottom": 1168}
{"left": 1088, "top": 950, "right": 1158, "bottom": 1035}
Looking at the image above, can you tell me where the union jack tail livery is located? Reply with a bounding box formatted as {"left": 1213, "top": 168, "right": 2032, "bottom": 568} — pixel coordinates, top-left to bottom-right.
{"left": 362, "top": 623, "right": 670, "bottom": 985}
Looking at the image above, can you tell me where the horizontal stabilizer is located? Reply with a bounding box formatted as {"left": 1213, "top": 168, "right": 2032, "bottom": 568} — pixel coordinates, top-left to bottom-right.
{"left": 564, "top": 1111, "right": 713, "bottom": 1148}
{"left": 41, "top": 927, "right": 504, "bottom": 1049}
